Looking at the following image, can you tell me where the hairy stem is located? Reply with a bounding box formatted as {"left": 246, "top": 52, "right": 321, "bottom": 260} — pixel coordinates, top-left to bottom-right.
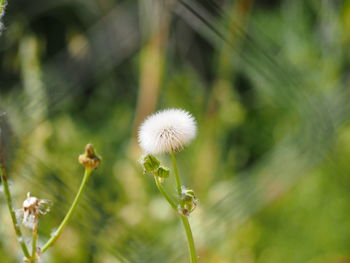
{"left": 41, "top": 168, "right": 93, "bottom": 252}
{"left": 0, "top": 166, "right": 31, "bottom": 259}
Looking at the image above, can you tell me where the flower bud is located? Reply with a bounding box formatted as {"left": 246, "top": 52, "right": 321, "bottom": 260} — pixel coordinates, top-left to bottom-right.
{"left": 178, "top": 187, "right": 198, "bottom": 216}
{"left": 78, "top": 144, "right": 101, "bottom": 170}
{"left": 155, "top": 166, "right": 170, "bottom": 178}
{"left": 142, "top": 154, "right": 160, "bottom": 173}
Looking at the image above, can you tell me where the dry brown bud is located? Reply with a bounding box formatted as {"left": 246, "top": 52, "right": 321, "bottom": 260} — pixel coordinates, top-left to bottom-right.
{"left": 78, "top": 144, "right": 101, "bottom": 170}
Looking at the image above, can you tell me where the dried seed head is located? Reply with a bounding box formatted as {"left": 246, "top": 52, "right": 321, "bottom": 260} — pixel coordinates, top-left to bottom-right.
{"left": 78, "top": 144, "right": 101, "bottom": 170}
{"left": 22, "top": 192, "right": 52, "bottom": 229}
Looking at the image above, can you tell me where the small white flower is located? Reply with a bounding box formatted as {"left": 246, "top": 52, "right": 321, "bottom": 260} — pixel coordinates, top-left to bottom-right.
{"left": 21, "top": 192, "right": 52, "bottom": 229}
{"left": 138, "top": 109, "right": 197, "bottom": 154}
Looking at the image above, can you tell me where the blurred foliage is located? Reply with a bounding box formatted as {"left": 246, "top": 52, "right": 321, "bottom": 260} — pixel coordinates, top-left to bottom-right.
{"left": 1, "top": 0, "right": 350, "bottom": 262}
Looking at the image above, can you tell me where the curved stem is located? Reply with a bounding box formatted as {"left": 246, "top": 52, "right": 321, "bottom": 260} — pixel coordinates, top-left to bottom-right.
{"left": 0, "top": 166, "right": 31, "bottom": 259}
{"left": 41, "top": 168, "right": 93, "bottom": 252}
{"left": 170, "top": 153, "right": 198, "bottom": 263}
{"left": 154, "top": 176, "right": 177, "bottom": 210}
{"left": 31, "top": 218, "right": 39, "bottom": 262}
{"left": 170, "top": 152, "right": 181, "bottom": 195}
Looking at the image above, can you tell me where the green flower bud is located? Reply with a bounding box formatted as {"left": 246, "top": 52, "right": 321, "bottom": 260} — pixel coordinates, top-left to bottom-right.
{"left": 142, "top": 154, "right": 160, "bottom": 173}
{"left": 179, "top": 187, "right": 198, "bottom": 216}
{"left": 155, "top": 166, "right": 170, "bottom": 178}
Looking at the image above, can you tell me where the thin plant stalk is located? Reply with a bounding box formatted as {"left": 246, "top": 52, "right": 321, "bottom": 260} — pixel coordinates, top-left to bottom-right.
{"left": 41, "top": 168, "right": 93, "bottom": 252}
{"left": 154, "top": 176, "right": 177, "bottom": 210}
{"left": 0, "top": 166, "right": 31, "bottom": 259}
{"left": 31, "top": 218, "right": 39, "bottom": 263}
{"left": 180, "top": 216, "right": 197, "bottom": 263}
{"left": 170, "top": 153, "right": 198, "bottom": 263}
{"left": 170, "top": 152, "right": 182, "bottom": 195}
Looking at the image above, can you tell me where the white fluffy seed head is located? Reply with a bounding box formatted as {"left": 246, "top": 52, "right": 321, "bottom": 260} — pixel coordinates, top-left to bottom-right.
{"left": 138, "top": 109, "right": 197, "bottom": 154}
{"left": 22, "top": 192, "right": 52, "bottom": 229}
{"left": 23, "top": 192, "right": 38, "bottom": 209}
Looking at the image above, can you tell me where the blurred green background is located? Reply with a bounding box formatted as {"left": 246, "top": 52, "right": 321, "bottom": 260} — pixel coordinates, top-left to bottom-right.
{"left": 1, "top": 0, "right": 350, "bottom": 262}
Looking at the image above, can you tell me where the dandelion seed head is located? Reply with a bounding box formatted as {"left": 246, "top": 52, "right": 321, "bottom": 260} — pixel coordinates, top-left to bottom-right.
{"left": 138, "top": 109, "right": 197, "bottom": 154}
{"left": 23, "top": 192, "right": 38, "bottom": 208}
{"left": 22, "top": 213, "right": 36, "bottom": 229}
{"left": 22, "top": 192, "right": 52, "bottom": 229}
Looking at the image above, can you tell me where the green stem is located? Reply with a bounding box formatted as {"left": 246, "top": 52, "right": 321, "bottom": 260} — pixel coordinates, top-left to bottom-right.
{"left": 180, "top": 216, "right": 198, "bottom": 263}
{"left": 154, "top": 176, "right": 177, "bottom": 210}
{"left": 170, "top": 153, "right": 198, "bottom": 263}
{"left": 170, "top": 152, "right": 181, "bottom": 195}
{"left": 31, "top": 218, "right": 38, "bottom": 262}
{"left": 41, "top": 168, "right": 93, "bottom": 252}
{"left": 0, "top": 166, "right": 31, "bottom": 259}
